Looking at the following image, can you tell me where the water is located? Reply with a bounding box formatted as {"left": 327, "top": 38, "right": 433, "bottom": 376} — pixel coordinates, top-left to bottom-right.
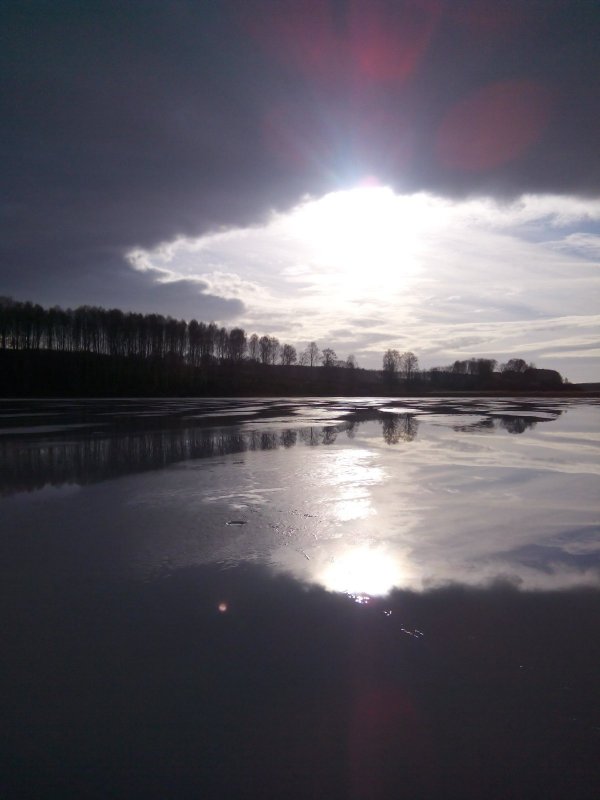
{"left": 1, "top": 397, "right": 599, "bottom": 798}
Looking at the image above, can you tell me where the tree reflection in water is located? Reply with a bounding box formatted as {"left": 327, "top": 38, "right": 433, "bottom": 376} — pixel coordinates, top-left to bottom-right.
{"left": 381, "top": 414, "right": 419, "bottom": 444}
{"left": 499, "top": 416, "right": 537, "bottom": 434}
{"left": 0, "top": 406, "right": 559, "bottom": 495}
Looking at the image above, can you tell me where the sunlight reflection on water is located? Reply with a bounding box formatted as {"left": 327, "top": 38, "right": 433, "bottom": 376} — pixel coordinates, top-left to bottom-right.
{"left": 326, "top": 448, "right": 383, "bottom": 522}
{"left": 319, "top": 545, "right": 407, "bottom": 597}
{"left": 1, "top": 397, "right": 599, "bottom": 597}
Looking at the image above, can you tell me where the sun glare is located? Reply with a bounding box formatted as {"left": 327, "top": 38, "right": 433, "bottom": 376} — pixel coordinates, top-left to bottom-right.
{"left": 320, "top": 545, "right": 404, "bottom": 597}
{"left": 287, "top": 186, "right": 440, "bottom": 284}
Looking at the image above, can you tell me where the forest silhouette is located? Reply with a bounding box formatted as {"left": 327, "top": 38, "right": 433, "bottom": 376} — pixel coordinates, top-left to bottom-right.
{"left": 0, "top": 298, "right": 567, "bottom": 396}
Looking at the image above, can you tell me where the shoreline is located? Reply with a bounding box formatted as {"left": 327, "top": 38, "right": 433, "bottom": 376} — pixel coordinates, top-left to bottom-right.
{"left": 1, "top": 389, "right": 598, "bottom": 400}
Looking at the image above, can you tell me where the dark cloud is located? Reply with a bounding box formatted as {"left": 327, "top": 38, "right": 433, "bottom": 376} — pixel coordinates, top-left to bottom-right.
{"left": 2, "top": 1, "right": 599, "bottom": 312}
{"left": 107, "top": 274, "right": 246, "bottom": 321}
{"left": 5, "top": 248, "right": 245, "bottom": 321}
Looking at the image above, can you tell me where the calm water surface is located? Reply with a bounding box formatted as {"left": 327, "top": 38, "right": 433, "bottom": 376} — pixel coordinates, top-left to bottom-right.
{"left": 1, "top": 397, "right": 599, "bottom": 798}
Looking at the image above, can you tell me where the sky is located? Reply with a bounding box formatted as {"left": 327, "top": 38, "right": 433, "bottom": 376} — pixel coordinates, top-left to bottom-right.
{"left": 2, "top": 0, "right": 600, "bottom": 380}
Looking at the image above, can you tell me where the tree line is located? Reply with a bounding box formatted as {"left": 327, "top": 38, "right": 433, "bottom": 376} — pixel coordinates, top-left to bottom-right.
{"left": 0, "top": 297, "right": 357, "bottom": 369}
{"left": 0, "top": 297, "right": 567, "bottom": 395}
{"left": 382, "top": 350, "right": 564, "bottom": 390}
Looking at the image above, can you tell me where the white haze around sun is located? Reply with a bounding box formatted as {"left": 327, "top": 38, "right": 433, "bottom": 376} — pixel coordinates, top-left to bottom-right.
{"left": 128, "top": 187, "right": 600, "bottom": 381}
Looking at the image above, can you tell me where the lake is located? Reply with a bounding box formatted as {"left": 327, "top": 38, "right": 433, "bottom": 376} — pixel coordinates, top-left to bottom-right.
{"left": 1, "top": 397, "right": 599, "bottom": 799}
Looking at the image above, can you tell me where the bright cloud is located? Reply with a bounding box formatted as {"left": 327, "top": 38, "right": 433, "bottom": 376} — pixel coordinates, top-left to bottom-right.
{"left": 126, "top": 187, "right": 600, "bottom": 381}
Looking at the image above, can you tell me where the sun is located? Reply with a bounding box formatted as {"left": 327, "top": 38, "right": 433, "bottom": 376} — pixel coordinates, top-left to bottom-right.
{"left": 286, "top": 185, "right": 438, "bottom": 284}
{"left": 320, "top": 544, "right": 404, "bottom": 597}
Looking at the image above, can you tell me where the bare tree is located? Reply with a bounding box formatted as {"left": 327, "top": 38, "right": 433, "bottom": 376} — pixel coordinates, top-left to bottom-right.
{"left": 399, "top": 351, "right": 419, "bottom": 381}
{"left": 259, "top": 335, "right": 271, "bottom": 365}
{"left": 248, "top": 333, "right": 259, "bottom": 362}
{"left": 215, "top": 326, "right": 230, "bottom": 361}
{"left": 383, "top": 349, "right": 401, "bottom": 380}
{"left": 474, "top": 358, "right": 497, "bottom": 378}
{"left": 280, "top": 343, "right": 297, "bottom": 366}
{"left": 268, "top": 336, "right": 280, "bottom": 365}
{"left": 188, "top": 319, "right": 200, "bottom": 366}
{"left": 197, "top": 322, "right": 216, "bottom": 361}
{"left": 301, "top": 341, "right": 321, "bottom": 367}
{"left": 228, "top": 327, "right": 247, "bottom": 362}
{"left": 321, "top": 347, "right": 337, "bottom": 368}
{"left": 501, "top": 358, "right": 529, "bottom": 373}
{"left": 258, "top": 334, "right": 280, "bottom": 365}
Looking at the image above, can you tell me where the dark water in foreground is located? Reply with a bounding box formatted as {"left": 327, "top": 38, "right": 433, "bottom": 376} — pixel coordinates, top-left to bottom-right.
{"left": 1, "top": 397, "right": 599, "bottom": 799}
